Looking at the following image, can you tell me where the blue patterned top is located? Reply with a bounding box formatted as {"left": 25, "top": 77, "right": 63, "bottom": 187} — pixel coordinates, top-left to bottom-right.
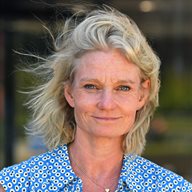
{"left": 0, "top": 145, "right": 191, "bottom": 191}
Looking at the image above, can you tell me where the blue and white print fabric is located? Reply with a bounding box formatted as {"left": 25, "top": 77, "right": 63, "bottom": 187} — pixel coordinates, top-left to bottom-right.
{"left": 0, "top": 144, "right": 191, "bottom": 191}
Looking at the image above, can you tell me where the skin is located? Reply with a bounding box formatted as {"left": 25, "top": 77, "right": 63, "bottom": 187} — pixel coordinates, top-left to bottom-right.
{"left": 64, "top": 49, "right": 150, "bottom": 191}
{"left": 0, "top": 185, "right": 5, "bottom": 192}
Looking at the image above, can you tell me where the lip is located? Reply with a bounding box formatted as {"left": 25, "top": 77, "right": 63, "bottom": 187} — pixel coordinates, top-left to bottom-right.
{"left": 92, "top": 116, "right": 122, "bottom": 121}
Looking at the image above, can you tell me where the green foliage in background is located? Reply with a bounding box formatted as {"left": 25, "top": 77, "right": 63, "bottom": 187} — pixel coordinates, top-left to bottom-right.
{"left": 160, "top": 70, "right": 192, "bottom": 110}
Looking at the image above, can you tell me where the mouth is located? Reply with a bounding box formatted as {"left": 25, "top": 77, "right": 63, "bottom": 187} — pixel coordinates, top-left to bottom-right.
{"left": 92, "top": 116, "right": 122, "bottom": 121}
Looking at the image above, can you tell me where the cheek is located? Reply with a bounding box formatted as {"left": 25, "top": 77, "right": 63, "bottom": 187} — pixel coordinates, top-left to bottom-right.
{"left": 121, "top": 98, "right": 141, "bottom": 120}
{"left": 73, "top": 97, "right": 94, "bottom": 127}
{"left": 118, "top": 93, "right": 140, "bottom": 108}
{"left": 122, "top": 106, "right": 138, "bottom": 132}
{"left": 74, "top": 90, "right": 99, "bottom": 105}
{"left": 72, "top": 92, "right": 97, "bottom": 117}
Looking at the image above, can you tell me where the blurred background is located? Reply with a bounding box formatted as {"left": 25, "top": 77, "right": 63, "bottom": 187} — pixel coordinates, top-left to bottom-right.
{"left": 0, "top": 0, "right": 192, "bottom": 182}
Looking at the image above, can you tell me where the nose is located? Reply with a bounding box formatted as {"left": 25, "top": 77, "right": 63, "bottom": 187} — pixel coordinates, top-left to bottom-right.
{"left": 97, "top": 89, "right": 116, "bottom": 110}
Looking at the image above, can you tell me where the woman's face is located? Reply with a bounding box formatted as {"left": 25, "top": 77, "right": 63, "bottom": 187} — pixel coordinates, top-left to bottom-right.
{"left": 64, "top": 49, "right": 149, "bottom": 139}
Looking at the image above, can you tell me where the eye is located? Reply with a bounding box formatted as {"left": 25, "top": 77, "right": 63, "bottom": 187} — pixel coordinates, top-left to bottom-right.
{"left": 84, "top": 84, "right": 97, "bottom": 89}
{"left": 116, "top": 85, "right": 130, "bottom": 91}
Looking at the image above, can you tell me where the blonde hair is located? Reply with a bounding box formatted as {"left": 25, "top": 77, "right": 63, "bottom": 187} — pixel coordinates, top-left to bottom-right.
{"left": 26, "top": 5, "right": 160, "bottom": 155}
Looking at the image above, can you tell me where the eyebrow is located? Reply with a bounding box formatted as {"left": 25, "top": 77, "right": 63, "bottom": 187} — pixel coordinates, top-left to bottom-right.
{"left": 79, "top": 78, "right": 137, "bottom": 84}
{"left": 80, "top": 78, "right": 100, "bottom": 84}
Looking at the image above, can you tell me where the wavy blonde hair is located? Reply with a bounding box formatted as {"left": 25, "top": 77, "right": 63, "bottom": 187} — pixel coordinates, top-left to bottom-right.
{"left": 26, "top": 5, "right": 160, "bottom": 155}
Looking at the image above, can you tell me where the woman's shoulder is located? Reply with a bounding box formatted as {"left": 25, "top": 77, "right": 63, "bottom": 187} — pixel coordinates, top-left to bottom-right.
{"left": 123, "top": 154, "right": 192, "bottom": 191}
{"left": 0, "top": 144, "right": 69, "bottom": 191}
{"left": 0, "top": 155, "right": 34, "bottom": 191}
{"left": 0, "top": 144, "right": 66, "bottom": 173}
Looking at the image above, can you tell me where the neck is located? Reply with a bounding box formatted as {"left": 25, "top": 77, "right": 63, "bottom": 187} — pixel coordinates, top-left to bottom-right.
{"left": 69, "top": 129, "right": 124, "bottom": 180}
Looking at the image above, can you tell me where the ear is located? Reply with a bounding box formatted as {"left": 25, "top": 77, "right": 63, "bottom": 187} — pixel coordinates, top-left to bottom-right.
{"left": 137, "top": 79, "right": 150, "bottom": 110}
{"left": 64, "top": 83, "right": 75, "bottom": 108}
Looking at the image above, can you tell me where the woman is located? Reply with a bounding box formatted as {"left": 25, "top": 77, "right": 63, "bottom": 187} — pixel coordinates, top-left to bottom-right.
{"left": 0, "top": 6, "right": 191, "bottom": 192}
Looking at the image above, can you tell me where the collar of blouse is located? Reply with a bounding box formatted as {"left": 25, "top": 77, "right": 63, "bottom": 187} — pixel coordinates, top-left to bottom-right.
{"left": 30, "top": 144, "right": 136, "bottom": 191}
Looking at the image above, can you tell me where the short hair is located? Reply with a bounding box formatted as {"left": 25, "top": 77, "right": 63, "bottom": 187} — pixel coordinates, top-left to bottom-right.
{"left": 26, "top": 5, "right": 160, "bottom": 155}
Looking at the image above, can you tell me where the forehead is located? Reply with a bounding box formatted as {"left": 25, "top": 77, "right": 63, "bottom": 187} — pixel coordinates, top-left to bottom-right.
{"left": 73, "top": 49, "right": 141, "bottom": 82}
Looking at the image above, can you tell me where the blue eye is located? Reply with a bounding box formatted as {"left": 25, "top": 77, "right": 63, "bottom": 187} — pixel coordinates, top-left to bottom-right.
{"left": 117, "top": 85, "right": 130, "bottom": 91}
{"left": 84, "top": 84, "right": 97, "bottom": 89}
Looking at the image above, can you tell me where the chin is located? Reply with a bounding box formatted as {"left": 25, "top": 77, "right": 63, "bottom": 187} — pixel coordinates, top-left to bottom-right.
{"left": 89, "top": 128, "right": 127, "bottom": 138}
